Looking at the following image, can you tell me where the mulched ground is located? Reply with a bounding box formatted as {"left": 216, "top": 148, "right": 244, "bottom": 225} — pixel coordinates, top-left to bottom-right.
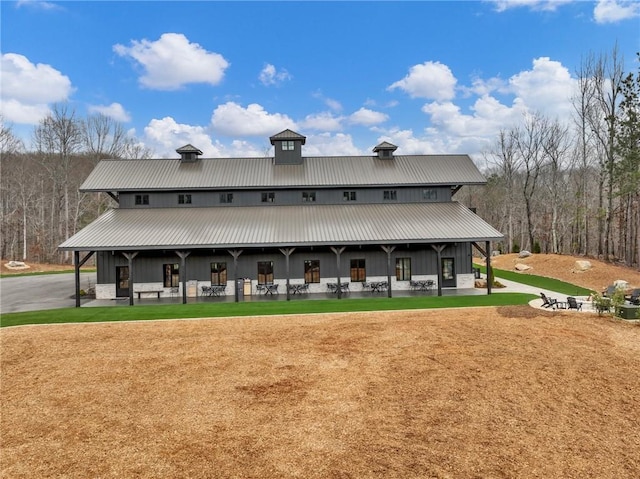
{"left": 2, "top": 306, "right": 639, "bottom": 478}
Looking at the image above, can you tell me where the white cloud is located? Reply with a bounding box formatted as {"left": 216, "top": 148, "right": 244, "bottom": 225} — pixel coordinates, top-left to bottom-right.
{"left": 211, "top": 102, "right": 296, "bottom": 136}
{"left": 302, "top": 133, "right": 364, "bottom": 156}
{"left": 312, "top": 91, "right": 343, "bottom": 112}
{"left": 113, "top": 33, "right": 229, "bottom": 90}
{"left": 299, "top": 112, "right": 344, "bottom": 131}
{"left": 388, "top": 61, "right": 457, "bottom": 101}
{"left": 258, "top": 63, "right": 292, "bottom": 86}
{"left": 489, "top": 0, "right": 573, "bottom": 12}
{"left": 594, "top": 0, "right": 640, "bottom": 23}
{"left": 349, "top": 108, "right": 389, "bottom": 126}
{"left": 16, "top": 0, "right": 61, "bottom": 10}
{"left": 87, "top": 102, "right": 131, "bottom": 122}
{"left": 143, "top": 117, "right": 221, "bottom": 158}
{"left": 0, "top": 53, "right": 73, "bottom": 124}
{"left": 508, "top": 57, "right": 575, "bottom": 118}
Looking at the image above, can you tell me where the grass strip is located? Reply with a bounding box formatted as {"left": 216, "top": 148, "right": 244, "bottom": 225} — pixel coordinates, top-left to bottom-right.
{"left": 474, "top": 264, "right": 592, "bottom": 296}
{"left": 0, "top": 269, "right": 96, "bottom": 278}
{"left": 1, "top": 293, "right": 536, "bottom": 328}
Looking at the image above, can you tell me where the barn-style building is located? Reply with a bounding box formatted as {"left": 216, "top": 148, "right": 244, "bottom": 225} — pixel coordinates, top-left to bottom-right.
{"left": 60, "top": 129, "right": 502, "bottom": 306}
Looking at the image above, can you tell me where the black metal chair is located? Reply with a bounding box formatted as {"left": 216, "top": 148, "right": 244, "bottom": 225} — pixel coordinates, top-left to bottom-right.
{"left": 540, "top": 292, "right": 558, "bottom": 309}
{"left": 567, "top": 297, "right": 583, "bottom": 311}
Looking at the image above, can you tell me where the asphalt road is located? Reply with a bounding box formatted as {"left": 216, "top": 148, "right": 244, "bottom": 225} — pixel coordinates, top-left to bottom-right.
{"left": 0, "top": 272, "right": 97, "bottom": 314}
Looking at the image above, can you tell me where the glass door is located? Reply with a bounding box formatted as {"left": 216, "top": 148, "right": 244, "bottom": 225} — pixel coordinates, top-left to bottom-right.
{"left": 116, "top": 266, "right": 129, "bottom": 297}
{"left": 441, "top": 258, "right": 456, "bottom": 287}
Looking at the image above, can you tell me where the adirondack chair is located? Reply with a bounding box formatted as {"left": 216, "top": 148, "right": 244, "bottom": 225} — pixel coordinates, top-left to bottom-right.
{"left": 540, "top": 292, "right": 558, "bottom": 309}
{"left": 566, "top": 297, "right": 583, "bottom": 311}
{"left": 626, "top": 289, "right": 640, "bottom": 305}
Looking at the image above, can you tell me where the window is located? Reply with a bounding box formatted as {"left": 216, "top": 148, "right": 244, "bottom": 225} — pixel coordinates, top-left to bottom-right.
{"left": 178, "top": 194, "right": 192, "bottom": 204}
{"left": 343, "top": 191, "right": 356, "bottom": 201}
{"left": 383, "top": 190, "right": 397, "bottom": 201}
{"left": 396, "top": 257, "right": 411, "bottom": 281}
{"left": 302, "top": 191, "right": 316, "bottom": 202}
{"left": 304, "top": 260, "right": 320, "bottom": 283}
{"left": 381, "top": 150, "right": 391, "bottom": 158}
{"left": 210, "top": 262, "right": 227, "bottom": 286}
{"left": 350, "top": 259, "right": 366, "bottom": 282}
{"left": 135, "top": 194, "right": 149, "bottom": 205}
{"left": 261, "top": 192, "right": 275, "bottom": 203}
{"left": 422, "top": 189, "right": 437, "bottom": 200}
{"left": 258, "top": 261, "right": 274, "bottom": 284}
{"left": 282, "top": 140, "right": 295, "bottom": 151}
{"left": 220, "top": 193, "right": 234, "bottom": 204}
{"left": 163, "top": 263, "right": 179, "bottom": 287}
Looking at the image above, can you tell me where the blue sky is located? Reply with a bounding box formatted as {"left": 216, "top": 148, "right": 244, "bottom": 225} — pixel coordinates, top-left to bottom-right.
{"left": 1, "top": 0, "right": 638, "bottom": 160}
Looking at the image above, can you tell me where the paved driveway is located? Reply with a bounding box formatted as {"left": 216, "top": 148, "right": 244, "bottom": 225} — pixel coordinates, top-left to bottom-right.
{"left": 0, "top": 273, "right": 97, "bottom": 314}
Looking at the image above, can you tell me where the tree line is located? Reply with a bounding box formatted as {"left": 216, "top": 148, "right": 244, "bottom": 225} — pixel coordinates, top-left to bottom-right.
{"left": 1, "top": 105, "right": 151, "bottom": 263}
{"left": 462, "top": 48, "right": 638, "bottom": 269}
{"left": 1, "top": 48, "right": 638, "bottom": 268}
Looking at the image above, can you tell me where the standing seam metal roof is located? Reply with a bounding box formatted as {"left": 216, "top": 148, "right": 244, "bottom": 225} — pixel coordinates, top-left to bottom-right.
{"left": 79, "top": 155, "right": 487, "bottom": 191}
{"left": 59, "top": 202, "right": 503, "bottom": 251}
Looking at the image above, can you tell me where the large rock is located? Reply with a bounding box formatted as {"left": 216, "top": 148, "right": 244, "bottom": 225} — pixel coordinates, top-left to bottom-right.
{"left": 515, "top": 263, "right": 532, "bottom": 271}
{"left": 574, "top": 260, "right": 592, "bottom": 272}
{"left": 518, "top": 250, "right": 532, "bottom": 258}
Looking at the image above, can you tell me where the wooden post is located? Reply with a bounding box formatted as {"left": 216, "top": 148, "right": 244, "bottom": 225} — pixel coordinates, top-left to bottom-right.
{"left": 486, "top": 241, "right": 492, "bottom": 295}
{"left": 330, "top": 246, "right": 346, "bottom": 299}
{"left": 176, "top": 251, "right": 190, "bottom": 304}
{"left": 280, "top": 248, "right": 295, "bottom": 301}
{"left": 381, "top": 245, "right": 396, "bottom": 298}
{"left": 431, "top": 244, "right": 446, "bottom": 297}
{"left": 122, "top": 252, "right": 138, "bottom": 306}
{"left": 74, "top": 251, "right": 95, "bottom": 307}
{"left": 228, "top": 249, "right": 243, "bottom": 302}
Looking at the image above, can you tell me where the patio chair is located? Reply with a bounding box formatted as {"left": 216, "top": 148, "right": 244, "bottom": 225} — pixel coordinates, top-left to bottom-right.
{"left": 566, "top": 297, "right": 583, "bottom": 311}
{"left": 603, "top": 285, "right": 617, "bottom": 297}
{"left": 540, "top": 292, "right": 558, "bottom": 309}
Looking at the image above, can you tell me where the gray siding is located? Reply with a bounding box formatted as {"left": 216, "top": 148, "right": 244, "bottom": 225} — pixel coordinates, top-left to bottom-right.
{"left": 117, "top": 186, "right": 452, "bottom": 209}
{"left": 97, "top": 243, "right": 472, "bottom": 284}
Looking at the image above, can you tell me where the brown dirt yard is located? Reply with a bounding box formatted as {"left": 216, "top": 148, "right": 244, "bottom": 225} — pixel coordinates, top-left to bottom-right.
{"left": 2, "top": 306, "right": 640, "bottom": 478}
{"left": 476, "top": 253, "right": 640, "bottom": 292}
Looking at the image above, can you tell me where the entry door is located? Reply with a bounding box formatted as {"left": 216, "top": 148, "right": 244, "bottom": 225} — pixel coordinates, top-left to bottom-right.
{"left": 441, "top": 258, "right": 456, "bottom": 288}
{"left": 116, "top": 266, "right": 130, "bottom": 297}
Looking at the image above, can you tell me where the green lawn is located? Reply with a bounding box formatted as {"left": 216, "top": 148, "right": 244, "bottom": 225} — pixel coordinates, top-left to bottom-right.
{"left": 475, "top": 264, "right": 592, "bottom": 296}
{"left": 0, "top": 293, "right": 537, "bottom": 328}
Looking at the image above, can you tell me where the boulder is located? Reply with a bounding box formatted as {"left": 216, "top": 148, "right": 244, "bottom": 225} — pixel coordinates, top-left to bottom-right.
{"left": 474, "top": 279, "right": 487, "bottom": 288}
{"left": 514, "top": 263, "right": 532, "bottom": 271}
{"left": 613, "top": 280, "right": 630, "bottom": 289}
{"left": 574, "top": 260, "right": 592, "bottom": 272}
{"left": 518, "top": 250, "right": 532, "bottom": 258}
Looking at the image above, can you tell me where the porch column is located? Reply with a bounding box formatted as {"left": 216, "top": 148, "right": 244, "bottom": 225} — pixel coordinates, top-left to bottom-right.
{"left": 279, "top": 248, "right": 296, "bottom": 301}
{"left": 431, "top": 244, "right": 446, "bottom": 297}
{"left": 472, "top": 241, "right": 491, "bottom": 296}
{"left": 486, "top": 241, "right": 492, "bottom": 295}
{"left": 176, "top": 251, "right": 191, "bottom": 304}
{"left": 122, "top": 252, "right": 138, "bottom": 306}
{"left": 74, "top": 251, "right": 95, "bottom": 307}
{"left": 228, "top": 249, "right": 243, "bottom": 302}
{"left": 381, "top": 245, "right": 396, "bottom": 298}
{"left": 330, "top": 246, "right": 346, "bottom": 299}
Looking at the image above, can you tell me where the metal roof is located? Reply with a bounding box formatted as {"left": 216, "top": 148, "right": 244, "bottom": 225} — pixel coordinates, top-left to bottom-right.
{"left": 269, "top": 129, "right": 307, "bottom": 144}
{"left": 80, "top": 155, "right": 487, "bottom": 192}
{"left": 59, "top": 202, "right": 503, "bottom": 251}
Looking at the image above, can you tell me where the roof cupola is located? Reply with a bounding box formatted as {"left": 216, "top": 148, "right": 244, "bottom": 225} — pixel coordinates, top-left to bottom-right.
{"left": 176, "top": 144, "right": 203, "bottom": 162}
{"left": 270, "top": 129, "right": 306, "bottom": 165}
{"left": 373, "top": 141, "right": 398, "bottom": 160}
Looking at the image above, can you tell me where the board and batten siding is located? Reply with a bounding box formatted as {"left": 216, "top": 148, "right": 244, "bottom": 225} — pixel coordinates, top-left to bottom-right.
{"left": 117, "top": 186, "right": 453, "bottom": 209}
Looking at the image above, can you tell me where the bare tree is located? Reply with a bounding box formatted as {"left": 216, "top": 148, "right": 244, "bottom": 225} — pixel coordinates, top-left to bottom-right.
{"left": 32, "top": 104, "right": 84, "bottom": 262}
